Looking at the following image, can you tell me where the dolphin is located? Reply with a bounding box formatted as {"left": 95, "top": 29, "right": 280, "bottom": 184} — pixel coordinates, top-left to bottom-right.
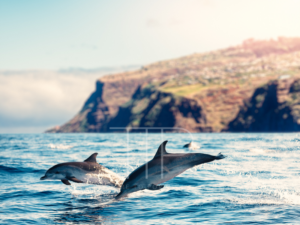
{"left": 183, "top": 141, "right": 200, "bottom": 150}
{"left": 40, "top": 153, "right": 124, "bottom": 188}
{"left": 116, "top": 140, "right": 225, "bottom": 199}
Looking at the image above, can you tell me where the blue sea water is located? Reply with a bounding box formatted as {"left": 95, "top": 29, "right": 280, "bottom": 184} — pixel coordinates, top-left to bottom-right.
{"left": 1, "top": 133, "right": 300, "bottom": 224}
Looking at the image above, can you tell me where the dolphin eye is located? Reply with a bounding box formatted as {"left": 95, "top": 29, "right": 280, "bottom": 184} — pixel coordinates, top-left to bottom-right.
{"left": 55, "top": 172, "right": 60, "bottom": 174}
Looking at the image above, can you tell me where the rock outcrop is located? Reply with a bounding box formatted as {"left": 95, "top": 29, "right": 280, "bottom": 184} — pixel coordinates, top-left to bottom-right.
{"left": 224, "top": 79, "right": 300, "bottom": 131}
{"left": 107, "top": 86, "right": 207, "bottom": 132}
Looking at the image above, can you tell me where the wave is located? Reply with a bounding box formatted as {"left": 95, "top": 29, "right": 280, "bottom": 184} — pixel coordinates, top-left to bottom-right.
{"left": 229, "top": 190, "right": 300, "bottom": 205}
{"left": 48, "top": 144, "right": 73, "bottom": 149}
{"left": 0, "top": 190, "right": 58, "bottom": 202}
{"left": 0, "top": 165, "right": 22, "bottom": 173}
{"left": 67, "top": 183, "right": 119, "bottom": 202}
{"left": 0, "top": 165, "right": 44, "bottom": 174}
{"left": 249, "top": 148, "right": 274, "bottom": 154}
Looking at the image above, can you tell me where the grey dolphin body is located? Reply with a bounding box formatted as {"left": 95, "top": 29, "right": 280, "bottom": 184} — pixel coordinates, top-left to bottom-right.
{"left": 40, "top": 153, "right": 124, "bottom": 188}
{"left": 116, "top": 141, "right": 225, "bottom": 198}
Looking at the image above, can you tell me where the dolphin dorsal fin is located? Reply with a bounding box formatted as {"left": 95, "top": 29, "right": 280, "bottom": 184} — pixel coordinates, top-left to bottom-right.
{"left": 84, "top": 153, "right": 98, "bottom": 163}
{"left": 153, "top": 141, "right": 168, "bottom": 158}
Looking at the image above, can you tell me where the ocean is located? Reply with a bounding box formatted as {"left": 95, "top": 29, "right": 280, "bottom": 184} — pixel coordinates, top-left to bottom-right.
{"left": 0, "top": 133, "right": 300, "bottom": 224}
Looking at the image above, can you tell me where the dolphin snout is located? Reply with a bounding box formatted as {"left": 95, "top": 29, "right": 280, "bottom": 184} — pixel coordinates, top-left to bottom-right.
{"left": 40, "top": 176, "right": 47, "bottom": 180}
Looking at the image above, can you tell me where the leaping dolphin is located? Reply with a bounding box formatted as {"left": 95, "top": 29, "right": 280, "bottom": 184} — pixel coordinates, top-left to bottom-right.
{"left": 116, "top": 140, "right": 225, "bottom": 199}
{"left": 40, "top": 153, "right": 124, "bottom": 188}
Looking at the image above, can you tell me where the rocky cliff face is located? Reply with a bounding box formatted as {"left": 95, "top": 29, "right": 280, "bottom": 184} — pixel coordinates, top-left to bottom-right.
{"left": 107, "top": 86, "right": 207, "bottom": 132}
{"left": 224, "top": 79, "right": 300, "bottom": 131}
{"left": 47, "top": 72, "right": 150, "bottom": 132}
{"left": 48, "top": 83, "right": 208, "bottom": 132}
{"left": 46, "top": 37, "right": 300, "bottom": 133}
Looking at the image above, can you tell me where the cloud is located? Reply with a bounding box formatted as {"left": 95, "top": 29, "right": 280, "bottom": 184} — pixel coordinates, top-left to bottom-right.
{"left": 0, "top": 67, "right": 139, "bottom": 133}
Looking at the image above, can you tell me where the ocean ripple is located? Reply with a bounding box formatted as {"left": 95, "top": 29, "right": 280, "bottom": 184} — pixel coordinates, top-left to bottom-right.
{"left": 1, "top": 133, "right": 300, "bottom": 224}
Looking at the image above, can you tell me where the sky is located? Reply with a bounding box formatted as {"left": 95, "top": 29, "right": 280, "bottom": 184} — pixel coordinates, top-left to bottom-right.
{"left": 1, "top": 0, "right": 300, "bottom": 132}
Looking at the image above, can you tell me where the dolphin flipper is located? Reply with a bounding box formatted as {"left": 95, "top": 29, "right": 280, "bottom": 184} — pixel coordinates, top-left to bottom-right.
{"left": 61, "top": 179, "right": 71, "bottom": 185}
{"left": 147, "top": 184, "right": 164, "bottom": 190}
{"left": 68, "top": 177, "right": 84, "bottom": 183}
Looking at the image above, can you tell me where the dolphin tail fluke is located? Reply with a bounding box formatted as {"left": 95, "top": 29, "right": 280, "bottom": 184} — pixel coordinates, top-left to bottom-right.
{"left": 215, "top": 152, "right": 225, "bottom": 160}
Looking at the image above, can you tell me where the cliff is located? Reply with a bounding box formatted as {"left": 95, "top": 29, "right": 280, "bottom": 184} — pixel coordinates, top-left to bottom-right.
{"left": 224, "top": 79, "right": 300, "bottom": 131}
{"left": 106, "top": 86, "right": 208, "bottom": 132}
{"left": 46, "top": 37, "right": 300, "bottom": 133}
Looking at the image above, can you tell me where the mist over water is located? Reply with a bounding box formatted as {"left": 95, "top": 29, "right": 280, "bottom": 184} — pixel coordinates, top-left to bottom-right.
{"left": 1, "top": 133, "right": 300, "bottom": 224}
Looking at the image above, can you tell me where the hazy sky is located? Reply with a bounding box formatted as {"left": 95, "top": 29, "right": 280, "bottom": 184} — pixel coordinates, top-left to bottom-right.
{"left": 1, "top": 0, "right": 300, "bottom": 70}
{"left": 1, "top": 0, "right": 300, "bottom": 133}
